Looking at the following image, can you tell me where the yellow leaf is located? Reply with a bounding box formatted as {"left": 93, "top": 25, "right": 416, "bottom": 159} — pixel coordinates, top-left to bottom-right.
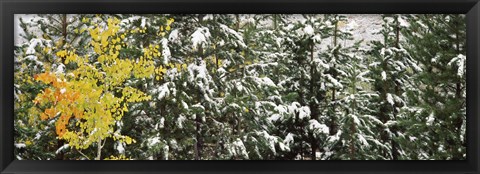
{"left": 167, "top": 18, "right": 175, "bottom": 25}
{"left": 56, "top": 50, "right": 67, "bottom": 58}
{"left": 82, "top": 17, "right": 89, "bottom": 23}
{"left": 31, "top": 16, "right": 153, "bottom": 153}
{"left": 125, "top": 137, "right": 132, "bottom": 144}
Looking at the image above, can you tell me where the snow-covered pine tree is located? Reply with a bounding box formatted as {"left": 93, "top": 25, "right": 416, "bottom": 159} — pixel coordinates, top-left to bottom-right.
{"left": 319, "top": 14, "right": 365, "bottom": 160}
{"left": 230, "top": 14, "right": 297, "bottom": 160}
{"left": 114, "top": 14, "right": 193, "bottom": 160}
{"left": 333, "top": 51, "right": 387, "bottom": 160}
{"left": 266, "top": 14, "right": 333, "bottom": 160}
{"left": 365, "top": 15, "right": 422, "bottom": 159}
{"left": 399, "top": 14, "right": 466, "bottom": 160}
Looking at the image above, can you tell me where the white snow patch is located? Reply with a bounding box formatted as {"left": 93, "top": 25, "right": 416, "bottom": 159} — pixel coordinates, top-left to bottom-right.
{"left": 258, "top": 130, "right": 278, "bottom": 154}
{"left": 398, "top": 17, "right": 410, "bottom": 27}
{"left": 268, "top": 114, "right": 281, "bottom": 122}
{"left": 202, "top": 14, "right": 214, "bottom": 21}
{"left": 351, "top": 114, "right": 361, "bottom": 125}
{"left": 308, "top": 120, "right": 330, "bottom": 135}
{"left": 55, "top": 64, "right": 65, "bottom": 74}
{"left": 219, "top": 24, "right": 247, "bottom": 48}
{"left": 232, "top": 138, "right": 249, "bottom": 159}
{"left": 140, "top": 18, "right": 146, "bottom": 28}
{"left": 168, "top": 29, "right": 179, "bottom": 41}
{"left": 15, "top": 143, "right": 26, "bottom": 149}
{"left": 325, "top": 74, "right": 343, "bottom": 88}
{"left": 298, "top": 106, "right": 311, "bottom": 120}
{"left": 177, "top": 115, "right": 186, "bottom": 128}
{"left": 416, "top": 21, "right": 428, "bottom": 29}
{"left": 148, "top": 137, "right": 161, "bottom": 147}
{"left": 191, "top": 27, "right": 211, "bottom": 50}
{"left": 256, "top": 77, "right": 276, "bottom": 87}
{"left": 116, "top": 143, "right": 125, "bottom": 154}
{"left": 181, "top": 101, "right": 189, "bottom": 110}
{"left": 345, "top": 20, "right": 359, "bottom": 31}
{"left": 161, "top": 38, "right": 170, "bottom": 64}
{"left": 357, "top": 134, "right": 369, "bottom": 147}
{"left": 385, "top": 120, "right": 397, "bottom": 127}
{"left": 24, "top": 55, "right": 44, "bottom": 66}
{"left": 303, "top": 25, "right": 314, "bottom": 36}
{"left": 156, "top": 83, "right": 170, "bottom": 100}
{"left": 159, "top": 117, "right": 165, "bottom": 129}
{"left": 386, "top": 93, "right": 394, "bottom": 105}
{"left": 275, "top": 105, "right": 288, "bottom": 114}
{"left": 381, "top": 71, "right": 387, "bottom": 81}
{"left": 283, "top": 133, "right": 294, "bottom": 146}
{"left": 55, "top": 144, "right": 69, "bottom": 154}
{"left": 34, "top": 132, "right": 41, "bottom": 140}
{"left": 26, "top": 38, "right": 43, "bottom": 55}
{"left": 426, "top": 113, "right": 435, "bottom": 126}
{"left": 448, "top": 54, "right": 466, "bottom": 77}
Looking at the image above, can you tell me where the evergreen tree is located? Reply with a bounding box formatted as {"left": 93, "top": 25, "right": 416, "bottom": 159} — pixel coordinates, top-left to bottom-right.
{"left": 400, "top": 14, "right": 466, "bottom": 160}
{"left": 366, "top": 15, "right": 422, "bottom": 159}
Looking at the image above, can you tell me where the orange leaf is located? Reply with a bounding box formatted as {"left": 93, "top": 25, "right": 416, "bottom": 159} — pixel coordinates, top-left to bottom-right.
{"left": 45, "top": 108, "right": 55, "bottom": 118}
{"left": 40, "top": 113, "right": 48, "bottom": 120}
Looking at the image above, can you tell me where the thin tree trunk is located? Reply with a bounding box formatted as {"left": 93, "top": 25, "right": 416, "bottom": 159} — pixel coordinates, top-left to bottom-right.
{"left": 195, "top": 114, "right": 203, "bottom": 160}
{"left": 379, "top": 26, "right": 390, "bottom": 158}
{"left": 349, "top": 122, "right": 356, "bottom": 160}
{"left": 273, "top": 14, "right": 278, "bottom": 30}
{"left": 236, "top": 14, "right": 240, "bottom": 31}
{"left": 309, "top": 41, "right": 318, "bottom": 160}
{"left": 329, "top": 21, "right": 339, "bottom": 136}
{"left": 56, "top": 140, "right": 65, "bottom": 160}
{"left": 96, "top": 136, "right": 102, "bottom": 160}
{"left": 349, "top": 100, "right": 356, "bottom": 160}
{"left": 62, "top": 14, "right": 67, "bottom": 46}
{"left": 310, "top": 135, "right": 317, "bottom": 160}
{"left": 391, "top": 21, "right": 400, "bottom": 160}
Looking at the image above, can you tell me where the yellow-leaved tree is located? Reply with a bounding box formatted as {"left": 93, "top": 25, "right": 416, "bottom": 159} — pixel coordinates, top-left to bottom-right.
{"left": 32, "top": 17, "right": 155, "bottom": 160}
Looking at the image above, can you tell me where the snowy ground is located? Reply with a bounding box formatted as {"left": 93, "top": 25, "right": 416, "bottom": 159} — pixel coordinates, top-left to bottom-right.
{"left": 15, "top": 14, "right": 383, "bottom": 47}
{"left": 346, "top": 14, "right": 383, "bottom": 46}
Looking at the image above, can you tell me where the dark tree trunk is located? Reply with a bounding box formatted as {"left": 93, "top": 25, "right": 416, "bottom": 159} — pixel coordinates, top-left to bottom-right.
{"left": 62, "top": 14, "right": 67, "bottom": 46}
{"left": 329, "top": 21, "right": 339, "bottom": 136}
{"left": 309, "top": 41, "right": 319, "bottom": 160}
{"left": 390, "top": 23, "right": 401, "bottom": 160}
{"left": 195, "top": 114, "right": 203, "bottom": 160}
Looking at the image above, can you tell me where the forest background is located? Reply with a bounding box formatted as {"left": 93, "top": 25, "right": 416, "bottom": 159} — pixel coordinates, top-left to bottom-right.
{"left": 13, "top": 14, "right": 466, "bottom": 160}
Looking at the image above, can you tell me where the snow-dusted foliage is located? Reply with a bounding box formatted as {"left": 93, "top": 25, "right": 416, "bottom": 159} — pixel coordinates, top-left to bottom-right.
{"left": 398, "top": 14, "right": 466, "bottom": 160}
{"left": 14, "top": 14, "right": 466, "bottom": 160}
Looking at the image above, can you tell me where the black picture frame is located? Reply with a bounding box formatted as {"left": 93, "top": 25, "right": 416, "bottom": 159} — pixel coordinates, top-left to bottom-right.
{"left": 1, "top": 0, "right": 479, "bottom": 174}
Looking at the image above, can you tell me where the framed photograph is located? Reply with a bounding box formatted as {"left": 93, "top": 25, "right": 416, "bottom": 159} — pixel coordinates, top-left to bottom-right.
{"left": 1, "top": 0, "right": 479, "bottom": 173}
